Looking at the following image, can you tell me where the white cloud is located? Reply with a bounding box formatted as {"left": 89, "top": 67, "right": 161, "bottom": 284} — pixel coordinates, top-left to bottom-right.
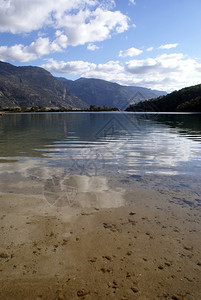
{"left": 42, "top": 53, "right": 201, "bottom": 92}
{"left": 42, "top": 59, "right": 123, "bottom": 76}
{"left": 0, "top": 32, "right": 68, "bottom": 62}
{"left": 93, "top": 60, "right": 123, "bottom": 73}
{"left": 41, "top": 59, "right": 96, "bottom": 74}
{"left": 87, "top": 43, "right": 100, "bottom": 51}
{"left": 59, "top": 8, "right": 129, "bottom": 46}
{"left": 0, "top": 1, "right": 129, "bottom": 48}
{"left": 0, "top": 44, "right": 37, "bottom": 62}
{"left": 159, "top": 43, "right": 178, "bottom": 50}
{"left": 0, "top": 0, "right": 97, "bottom": 33}
{"left": 125, "top": 53, "right": 185, "bottom": 75}
{"left": 125, "top": 53, "right": 201, "bottom": 91}
{"left": 129, "top": 0, "right": 136, "bottom": 5}
{"left": 99, "top": 0, "right": 116, "bottom": 10}
{"left": 146, "top": 47, "right": 154, "bottom": 52}
{"left": 52, "top": 33, "right": 68, "bottom": 49}
{"left": 119, "top": 47, "right": 143, "bottom": 57}
{"left": 42, "top": 58, "right": 126, "bottom": 84}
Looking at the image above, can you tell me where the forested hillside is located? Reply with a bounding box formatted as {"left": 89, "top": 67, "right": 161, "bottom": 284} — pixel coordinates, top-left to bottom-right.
{"left": 126, "top": 84, "right": 201, "bottom": 112}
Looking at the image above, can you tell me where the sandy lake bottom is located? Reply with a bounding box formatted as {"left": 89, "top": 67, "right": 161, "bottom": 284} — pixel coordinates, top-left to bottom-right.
{"left": 0, "top": 171, "right": 201, "bottom": 300}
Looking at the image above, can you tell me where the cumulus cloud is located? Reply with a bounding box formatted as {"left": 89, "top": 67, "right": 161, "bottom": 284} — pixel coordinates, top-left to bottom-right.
{"left": 93, "top": 60, "right": 123, "bottom": 73}
{"left": 42, "top": 59, "right": 123, "bottom": 76}
{"left": 125, "top": 53, "right": 201, "bottom": 90}
{"left": 42, "top": 53, "right": 201, "bottom": 92}
{"left": 87, "top": 43, "right": 100, "bottom": 51}
{"left": 0, "top": 0, "right": 129, "bottom": 48}
{"left": 42, "top": 58, "right": 126, "bottom": 84}
{"left": 59, "top": 8, "right": 129, "bottom": 46}
{"left": 125, "top": 53, "right": 184, "bottom": 75}
{"left": 159, "top": 43, "right": 178, "bottom": 50}
{"left": 0, "top": 32, "right": 68, "bottom": 62}
{"left": 119, "top": 47, "right": 143, "bottom": 57}
{"left": 0, "top": 0, "right": 97, "bottom": 34}
{"left": 41, "top": 59, "right": 96, "bottom": 74}
{"left": 0, "top": 44, "right": 36, "bottom": 62}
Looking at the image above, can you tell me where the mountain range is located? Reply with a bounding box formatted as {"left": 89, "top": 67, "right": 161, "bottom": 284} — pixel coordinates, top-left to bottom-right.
{"left": 0, "top": 61, "right": 166, "bottom": 110}
{"left": 58, "top": 77, "right": 166, "bottom": 110}
{"left": 0, "top": 61, "right": 86, "bottom": 109}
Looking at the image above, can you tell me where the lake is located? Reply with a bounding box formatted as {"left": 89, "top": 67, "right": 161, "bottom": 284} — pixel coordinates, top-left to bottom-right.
{"left": 0, "top": 112, "right": 201, "bottom": 199}
{"left": 1, "top": 113, "right": 201, "bottom": 299}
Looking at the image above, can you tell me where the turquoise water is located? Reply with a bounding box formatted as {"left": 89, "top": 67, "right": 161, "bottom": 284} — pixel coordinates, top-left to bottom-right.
{"left": 0, "top": 112, "right": 201, "bottom": 178}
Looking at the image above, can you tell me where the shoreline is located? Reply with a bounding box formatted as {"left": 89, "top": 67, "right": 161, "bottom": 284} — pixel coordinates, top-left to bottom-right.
{"left": 0, "top": 175, "right": 201, "bottom": 299}
{"left": 1, "top": 111, "right": 201, "bottom": 114}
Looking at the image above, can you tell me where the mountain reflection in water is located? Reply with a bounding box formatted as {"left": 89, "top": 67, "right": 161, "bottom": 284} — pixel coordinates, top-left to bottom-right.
{"left": 0, "top": 112, "right": 201, "bottom": 177}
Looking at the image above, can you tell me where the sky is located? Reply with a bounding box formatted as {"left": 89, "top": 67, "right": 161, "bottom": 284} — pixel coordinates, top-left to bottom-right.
{"left": 0, "top": 0, "right": 201, "bottom": 92}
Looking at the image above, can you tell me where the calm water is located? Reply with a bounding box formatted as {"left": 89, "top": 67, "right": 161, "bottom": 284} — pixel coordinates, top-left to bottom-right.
{"left": 0, "top": 112, "right": 201, "bottom": 179}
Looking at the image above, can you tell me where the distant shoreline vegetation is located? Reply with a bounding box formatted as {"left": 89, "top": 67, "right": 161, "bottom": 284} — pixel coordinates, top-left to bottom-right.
{"left": 1, "top": 83, "right": 201, "bottom": 113}
{"left": 0, "top": 105, "right": 119, "bottom": 113}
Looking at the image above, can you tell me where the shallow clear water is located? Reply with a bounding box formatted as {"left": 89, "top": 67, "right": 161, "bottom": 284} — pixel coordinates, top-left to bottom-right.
{"left": 0, "top": 112, "right": 201, "bottom": 178}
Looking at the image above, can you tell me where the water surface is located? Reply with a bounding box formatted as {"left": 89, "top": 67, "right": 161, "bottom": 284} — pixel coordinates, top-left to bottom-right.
{"left": 1, "top": 112, "right": 201, "bottom": 173}
{"left": 0, "top": 112, "right": 201, "bottom": 197}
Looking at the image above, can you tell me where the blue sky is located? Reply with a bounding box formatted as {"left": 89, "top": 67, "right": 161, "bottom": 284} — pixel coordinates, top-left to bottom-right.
{"left": 0, "top": 0, "right": 201, "bottom": 92}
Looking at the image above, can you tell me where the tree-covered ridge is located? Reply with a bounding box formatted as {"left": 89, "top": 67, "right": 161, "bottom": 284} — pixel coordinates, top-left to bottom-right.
{"left": 126, "top": 84, "right": 201, "bottom": 112}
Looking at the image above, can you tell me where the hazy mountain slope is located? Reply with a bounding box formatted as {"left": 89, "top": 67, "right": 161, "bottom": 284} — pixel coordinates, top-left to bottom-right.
{"left": 0, "top": 61, "right": 167, "bottom": 110}
{"left": 0, "top": 61, "right": 87, "bottom": 109}
{"left": 126, "top": 84, "right": 201, "bottom": 112}
{"left": 58, "top": 77, "right": 167, "bottom": 110}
